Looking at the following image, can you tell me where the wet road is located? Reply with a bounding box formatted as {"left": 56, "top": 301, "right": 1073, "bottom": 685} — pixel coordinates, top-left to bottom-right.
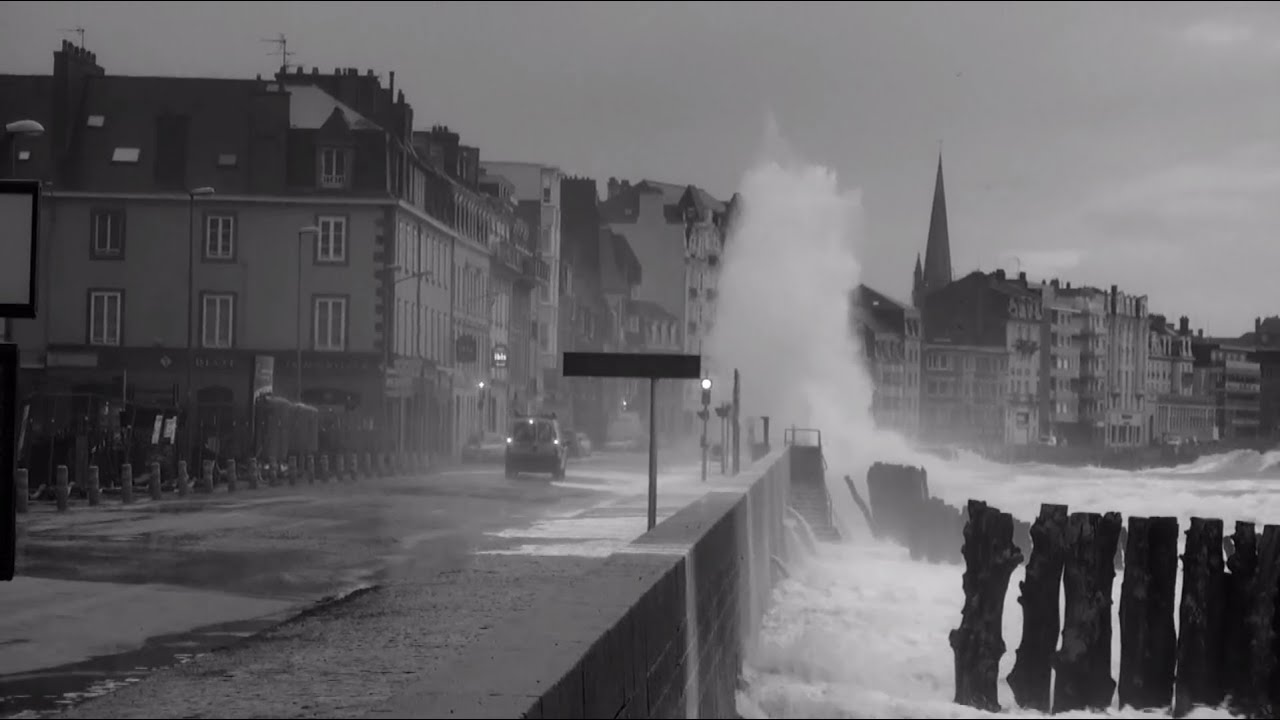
{"left": 3, "top": 452, "right": 708, "bottom": 718}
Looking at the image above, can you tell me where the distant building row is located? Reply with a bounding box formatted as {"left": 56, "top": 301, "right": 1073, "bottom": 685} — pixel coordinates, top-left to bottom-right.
{"left": 0, "top": 40, "right": 735, "bottom": 461}
{"left": 852, "top": 156, "right": 1278, "bottom": 452}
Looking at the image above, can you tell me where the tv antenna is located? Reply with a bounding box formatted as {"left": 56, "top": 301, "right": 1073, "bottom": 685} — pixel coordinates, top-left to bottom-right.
{"left": 60, "top": 26, "right": 86, "bottom": 48}
{"left": 261, "top": 33, "right": 295, "bottom": 74}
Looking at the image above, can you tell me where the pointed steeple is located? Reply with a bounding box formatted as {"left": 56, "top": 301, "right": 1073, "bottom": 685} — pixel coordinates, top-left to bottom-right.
{"left": 922, "top": 153, "right": 953, "bottom": 294}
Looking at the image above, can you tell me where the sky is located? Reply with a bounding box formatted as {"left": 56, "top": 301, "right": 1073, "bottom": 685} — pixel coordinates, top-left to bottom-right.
{"left": 2, "top": 1, "right": 1277, "bottom": 335}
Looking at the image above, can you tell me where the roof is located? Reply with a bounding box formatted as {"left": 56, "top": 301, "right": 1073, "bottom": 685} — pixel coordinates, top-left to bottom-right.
{"left": 629, "top": 300, "right": 678, "bottom": 324}
{"left": 67, "top": 74, "right": 291, "bottom": 193}
{"left": 285, "top": 83, "right": 380, "bottom": 131}
{"left": 0, "top": 75, "right": 54, "bottom": 180}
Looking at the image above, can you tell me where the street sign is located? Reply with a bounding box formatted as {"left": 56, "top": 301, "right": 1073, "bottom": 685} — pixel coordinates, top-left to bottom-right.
{"left": 492, "top": 343, "right": 508, "bottom": 369}
{"left": 562, "top": 351, "right": 702, "bottom": 530}
{"left": 0, "top": 180, "right": 39, "bottom": 318}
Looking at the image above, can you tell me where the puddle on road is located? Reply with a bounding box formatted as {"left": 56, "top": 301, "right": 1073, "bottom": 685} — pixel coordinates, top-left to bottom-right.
{"left": 0, "top": 584, "right": 379, "bottom": 719}
{"left": 0, "top": 616, "right": 273, "bottom": 718}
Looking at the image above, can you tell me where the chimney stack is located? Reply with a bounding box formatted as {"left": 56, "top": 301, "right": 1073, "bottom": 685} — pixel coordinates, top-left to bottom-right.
{"left": 1018, "top": 271, "right": 1027, "bottom": 283}
{"left": 1179, "top": 316, "right": 1190, "bottom": 335}
{"left": 994, "top": 269, "right": 1006, "bottom": 281}
{"left": 1198, "top": 329, "right": 1204, "bottom": 339}
{"left": 1257, "top": 317, "right": 1262, "bottom": 333}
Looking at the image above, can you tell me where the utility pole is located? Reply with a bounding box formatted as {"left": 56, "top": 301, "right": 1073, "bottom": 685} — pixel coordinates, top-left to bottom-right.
{"left": 732, "top": 368, "right": 741, "bottom": 475}
{"left": 715, "top": 402, "right": 730, "bottom": 475}
{"left": 698, "top": 378, "right": 712, "bottom": 482}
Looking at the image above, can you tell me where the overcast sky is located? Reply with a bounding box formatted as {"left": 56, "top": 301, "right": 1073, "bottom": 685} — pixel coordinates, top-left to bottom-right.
{"left": 3, "top": 1, "right": 1277, "bottom": 334}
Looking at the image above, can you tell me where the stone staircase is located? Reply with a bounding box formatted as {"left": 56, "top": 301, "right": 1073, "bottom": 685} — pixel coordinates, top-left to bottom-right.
{"left": 788, "top": 442, "right": 841, "bottom": 542}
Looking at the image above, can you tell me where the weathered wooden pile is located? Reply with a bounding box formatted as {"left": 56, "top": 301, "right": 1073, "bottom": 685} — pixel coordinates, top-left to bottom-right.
{"left": 852, "top": 462, "right": 1279, "bottom": 717}
{"left": 955, "top": 502, "right": 1280, "bottom": 718}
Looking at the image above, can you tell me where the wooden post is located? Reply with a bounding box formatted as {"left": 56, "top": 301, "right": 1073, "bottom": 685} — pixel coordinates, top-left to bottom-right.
{"left": 306, "top": 454, "right": 316, "bottom": 484}
{"left": 949, "top": 499, "right": 1024, "bottom": 712}
{"left": 1053, "top": 511, "right": 1123, "bottom": 713}
{"left": 87, "top": 465, "right": 101, "bottom": 506}
{"left": 843, "top": 474, "right": 878, "bottom": 538}
{"left": 14, "top": 468, "right": 27, "bottom": 514}
{"left": 176, "top": 460, "right": 188, "bottom": 496}
{"left": 364, "top": 452, "right": 373, "bottom": 478}
{"left": 148, "top": 461, "right": 162, "bottom": 500}
{"left": 288, "top": 455, "right": 298, "bottom": 486}
{"left": 1223, "top": 521, "right": 1257, "bottom": 714}
{"left": 320, "top": 454, "right": 331, "bottom": 482}
{"left": 120, "top": 463, "right": 133, "bottom": 504}
{"left": 1007, "top": 503, "right": 1068, "bottom": 712}
{"left": 337, "top": 453, "right": 347, "bottom": 482}
{"left": 1174, "top": 517, "right": 1226, "bottom": 718}
{"left": 350, "top": 453, "right": 359, "bottom": 480}
{"left": 1240, "top": 525, "right": 1280, "bottom": 718}
{"left": 54, "top": 464, "right": 69, "bottom": 511}
{"left": 1119, "top": 516, "right": 1179, "bottom": 710}
{"left": 247, "top": 460, "right": 260, "bottom": 490}
{"left": 225, "top": 459, "right": 237, "bottom": 493}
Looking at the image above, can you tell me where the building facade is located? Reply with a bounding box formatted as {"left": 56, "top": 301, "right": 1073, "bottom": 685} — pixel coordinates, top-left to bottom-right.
{"left": 1192, "top": 333, "right": 1262, "bottom": 441}
{"left": 1036, "top": 280, "right": 1082, "bottom": 442}
{"left": 1245, "top": 316, "right": 1280, "bottom": 441}
{"left": 921, "top": 270, "right": 1040, "bottom": 447}
{"left": 1105, "top": 286, "right": 1149, "bottom": 447}
{"left": 1146, "top": 316, "right": 1215, "bottom": 443}
{"left": 850, "top": 284, "right": 921, "bottom": 439}
{"left": 920, "top": 342, "right": 1007, "bottom": 449}
{"left": 482, "top": 161, "right": 563, "bottom": 412}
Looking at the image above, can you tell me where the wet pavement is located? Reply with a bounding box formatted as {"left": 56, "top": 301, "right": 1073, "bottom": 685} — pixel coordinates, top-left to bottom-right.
{"left": 2, "top": 452, "right": 710, "bottom": 718}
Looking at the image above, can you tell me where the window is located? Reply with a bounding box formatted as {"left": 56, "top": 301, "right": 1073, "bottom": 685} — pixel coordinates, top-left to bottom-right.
{"left": 542, "top": 177, "right": 553, "bottom": 204}
{"left": 89, "top": 291, "right": 122, "bottom": 346}
{"left": 217, "top": 153, "right": 238, "bottom": 168}
{"left": 316, "top": 216, "right": 347, "bottom": 263}
{"left": 314, "top": 296, "right": 347, "bottom": 351}
{"left": 90, "top": 209, "right": 125, "bottom": 258}
{"left": 111, "top": 147, "right": 141, "bottom": 164}
{"left": 204, "top": 215, "right": 235, "bottom": 260}
{"left": 201, "top": 293, "right": 235, "bottom": 348}
{"left": 319, "top": 147, "right": 347, "bottom": 188}
{"left": 17, "top": 150, "right": 30, "bottom": 162}
{"left": 87, "top": 115, "right": 105, "bottom": 128}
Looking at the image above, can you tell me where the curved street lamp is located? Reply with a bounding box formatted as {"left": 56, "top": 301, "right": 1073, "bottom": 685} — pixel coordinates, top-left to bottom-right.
{"left": 5, "top": 119, "right": 45, "bottom": 177}
{"left": 183, "top": 186, "right": 216, "bottom": 467}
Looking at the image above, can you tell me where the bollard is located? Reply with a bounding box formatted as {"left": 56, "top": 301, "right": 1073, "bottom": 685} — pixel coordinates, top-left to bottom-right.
{"left": 176, "top": 460, "right": 189, "bottom": 497}
{"left": 225, "top": 459, "right": 237, "bottom": 493}
{"left": 378, "top": 453, "right": 388, "bottom": 477}
{"left": 288, "top": 455, "right": 298, "bottom": 486}
{"left": 336, "top": 453, "right": 347, "bottom": 482}
{"left": 362, "top": 452, "right": 372, "bottom": 479}
{"left": 15, "top": 468, "right": 28, "bottom": 514}
{"left": 149, "top": 461, "right": 162, "bottom": 500}
{"left": 55, "top": 465, "right": 69, "bottom": 511}
{"left": 349, "top": 453, "right": 359, "bottom": 480}
{"left": 201, "top": 460, "right": 214, "bottom": 493}
{"left": 247, "top": 460, "right": 260, "bottom": 490}
{"left": 306, "top": 455, "right": 316, "bottom": 484}
{"left": 88, "top": 465, "right": 101, "bottom": 506}
{"left": 121, "top": 463, "right": 134, "bottom": 504}
{"left": 320, "top": 454, "right": 331, "bottom": 482}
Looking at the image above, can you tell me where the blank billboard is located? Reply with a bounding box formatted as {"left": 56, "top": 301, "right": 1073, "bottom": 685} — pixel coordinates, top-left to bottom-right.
{"left": 0, "top": 181, "right": 38, "bottom": 318}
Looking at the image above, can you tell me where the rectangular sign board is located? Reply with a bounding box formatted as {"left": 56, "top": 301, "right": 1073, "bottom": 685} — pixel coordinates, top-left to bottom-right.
{"left": 562, "top": 352, "right": 701, "bottom": 380}
{"left": 0, "top": 181, "right": 39, "bottom": 319}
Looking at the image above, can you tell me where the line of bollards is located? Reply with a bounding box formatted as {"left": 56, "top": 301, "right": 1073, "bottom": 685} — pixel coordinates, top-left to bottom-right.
{"left": 13, "top": 452, "right": 433, "bottom": 513}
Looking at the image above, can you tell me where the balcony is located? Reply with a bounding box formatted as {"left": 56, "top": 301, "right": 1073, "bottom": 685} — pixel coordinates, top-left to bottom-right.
{"left": 490, "top": 238, "right": 524, "bottom": 275}
{"left": 320, "top": 173, "right": 347, "bottom": 189}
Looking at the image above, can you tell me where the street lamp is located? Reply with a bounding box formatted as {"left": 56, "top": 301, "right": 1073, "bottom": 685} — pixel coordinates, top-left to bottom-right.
{"left": 296, "top": 226, "right": 320, "bottom": 402}
{"left": 5, "top": 119, "right": 44, "bottom": 178}
{"left": 183, "top": 186, "right": 215, "bottom": 467}
{"left": 699, "top": 378, "right": 713, "bottom": 482}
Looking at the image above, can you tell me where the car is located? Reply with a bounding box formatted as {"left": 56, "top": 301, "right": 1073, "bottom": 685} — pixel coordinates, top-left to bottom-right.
{"left": 504, "top": 414, "right": 568, "bottom": 479}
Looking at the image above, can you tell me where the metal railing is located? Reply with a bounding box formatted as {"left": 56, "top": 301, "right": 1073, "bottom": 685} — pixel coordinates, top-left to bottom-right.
{"left": 783, "top": 426, "right": 822, "bottom": 449}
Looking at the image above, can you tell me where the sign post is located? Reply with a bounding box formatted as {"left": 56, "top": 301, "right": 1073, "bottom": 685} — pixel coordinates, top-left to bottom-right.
{"left": 0, "top": 179, "right": 40, "bottom": 582}
{"left": 562, "top": 351, "right": 701, "bottom": 531}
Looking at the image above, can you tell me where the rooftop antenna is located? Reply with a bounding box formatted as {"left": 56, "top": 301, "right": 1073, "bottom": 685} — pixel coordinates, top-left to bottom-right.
{"left": 60, "top": 26, "right": 86, "bottom": 48}
{"left": 261, "top": 33, "right": 295, "bottom": 75}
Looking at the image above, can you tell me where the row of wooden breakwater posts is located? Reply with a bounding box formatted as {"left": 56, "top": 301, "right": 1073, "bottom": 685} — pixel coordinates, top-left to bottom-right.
{"left": 15, "top": 452, "right": 434, "bottom": 513}
{"left": 858, "top": 462, "right": 1280, "bottom": 719}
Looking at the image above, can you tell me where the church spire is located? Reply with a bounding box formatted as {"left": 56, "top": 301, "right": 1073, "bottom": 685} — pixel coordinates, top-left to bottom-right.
{"left": 922, "top": 153, "right": 953, "bottom": 294}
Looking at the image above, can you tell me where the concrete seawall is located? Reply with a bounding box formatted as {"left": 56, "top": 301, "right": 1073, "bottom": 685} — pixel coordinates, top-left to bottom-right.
{"left": 371, "top": 447, "right": 794, "bottom": 719}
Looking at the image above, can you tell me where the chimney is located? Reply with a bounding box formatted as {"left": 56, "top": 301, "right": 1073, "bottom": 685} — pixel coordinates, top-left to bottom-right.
{"left": 1257, "top": 317, "right": 1262, "bottom": 333}
{"left": 389, "top": 70, "right": 395, "bottom": 98}
{"left": 1066, "top": 282, "right": 1072, "bottom": 290}
{"left": 607, "top": 177, "right": 619, "bottom": 199}
{"left": 1018, "top": 271, "right": 1027, "bottom": 283}
{"left": 994, "top": 269, "right": 1006, "bottom": 281}
{"left": 312, "top": 67, "right": 319, "bottom": 75}
{"left": 1050, "top": 278, "right": 1060, "bottom": 289}
{"left": 1179, "top": 316, "right": 1190, "bottom": 335}
{"left": 366, "top": 69, "right": 375, "bottom": 77}
{"left": 1198, "top": 329, "right": 1204, "bottom": 339}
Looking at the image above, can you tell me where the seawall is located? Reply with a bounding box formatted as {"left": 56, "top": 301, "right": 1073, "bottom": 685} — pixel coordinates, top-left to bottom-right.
{"left": 370, "top": 446, "right": 794, "bottom": 719}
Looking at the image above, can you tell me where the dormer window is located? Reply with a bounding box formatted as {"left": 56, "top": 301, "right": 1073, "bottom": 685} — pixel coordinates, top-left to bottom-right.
{"left": 318, "top": 146, "right": 348, "bottom": 189}
{"left": 87, "top": 115, "right": 105, "bottom": 128}
{"left": 111, "top": 147, "right": 141, "bottom": 164}
{"left": 217, "top": 153, "right": 238, "bottom": 168}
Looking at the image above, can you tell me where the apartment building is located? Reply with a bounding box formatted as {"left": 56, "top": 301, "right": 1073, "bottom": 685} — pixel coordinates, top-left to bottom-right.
{"left": 850, "top": 284, "right": 921, "bottom": 439}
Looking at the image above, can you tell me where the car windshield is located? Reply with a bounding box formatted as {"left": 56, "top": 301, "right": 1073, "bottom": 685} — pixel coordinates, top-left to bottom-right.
{"left": 537, "top": 423, "right": 556, "bottom": 443}
{"left": 511, "top": 422, "right": 537, "bottom": 443}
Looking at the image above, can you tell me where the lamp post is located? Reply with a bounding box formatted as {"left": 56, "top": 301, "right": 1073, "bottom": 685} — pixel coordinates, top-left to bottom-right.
{"left": 183, "top": 186, "right": 215, "bottom": 467}
{"left": 296, "top": 226, "right": 320, "bottom": 402}
{"left": 477, "top": 380, "right": 487, "bottom": 436}
{"left": 699, "top": 378, "right": 712, "bottom": 482}
{"left": 382, "top": 266, "right": 434, "bottom": 454}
